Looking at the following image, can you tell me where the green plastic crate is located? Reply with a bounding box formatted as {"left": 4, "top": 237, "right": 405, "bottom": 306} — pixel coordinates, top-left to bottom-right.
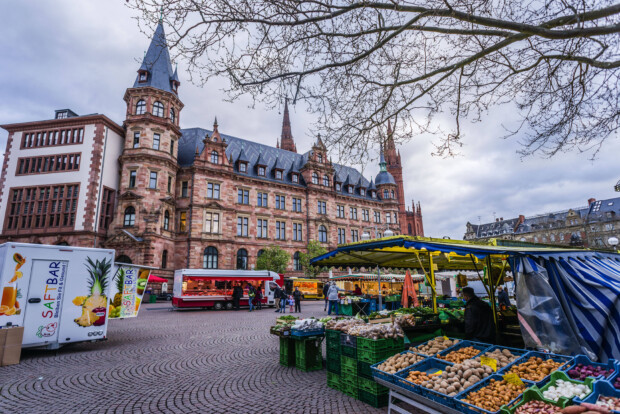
{"left": 357, "top": 337, "right": 390, "bottom": 352}
{"left": 341, "top": 364, "right": 357, "bottom": 378}
{"left": 357, "top": 361, "right": 373, "bottom": 379}
{"left": 341, "top": 382, "right": 358, "bottom": 399}
{"left": 326, "top": 329, "right": 341, "bottom": 344}
{"left": 499, "top": 388, "right": 567, "bottom": 414}
{"left": 536, "top": 371, "right": 595, "bottom": 406}
{"left": 327, "top": 340, "right": 340, "bottom": 354}
{"left": 359, "top": 389, "right": 389, "bottom": 407}
{"left": 341, "top": 344, "right": 357, "bottom": 359}
{"left": 357, "top": 348, "right": 396, "bottom": 364}
{"left": 327, "top": 372, "right": 341, "bottom": 390}
{"left": 294, "top": 338, "right": 322, "bottom": 372}
{"left": 279, "top": 337, "right": 296, "bottom": 366}
{"left": 327, "top": 356, "right": 341, "bottom": 374}
{"left": 341, "top": 356, "right": 357, "bottom": 370}
{"left": 358, "top": 377, "right": 389, "bottom": 395}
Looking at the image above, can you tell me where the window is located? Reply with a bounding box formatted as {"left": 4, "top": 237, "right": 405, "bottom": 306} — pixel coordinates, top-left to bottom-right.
{"left": 374, "top": 211, "right": 381, "bottom": 223}
{"left": 205, "top": 212, "right": 220, "bottom": 233}
{"left": 161, "top": 250, "right": 168, "bottom": 269}
{"left": 167, "top": 176, "right": 172, "bottom": 193}
{"left": 170, "top": 108, "right": 175, "bottom": 124}
{"left": 236, "top": 249, "right": 248, "bottom": 270}
{"left": 207, "top": 183, "right": 220, "bottom": 199}
{"left": 394, "top": 212, "right": 398, "bottom": 223}
{"left": 276, "top": 221, "right": 286, "bottom": 240}
{"left": 318, "top": 201, "right": 327, "bottom": 215}
{"left": 181, "top": 181, "right": 188, "bottom": 197}
{"left": 257, "top": 249, "right": 264, "bottom": 258}
{"left": 391, "top": 190, "right": 395, "bottom": 199}
{"left": 211, "top": 151, "right": 219, "bottom": 164}
{"left": 116, "top": 255, "right": 132, "bottom": 264}
{"left": 318, "top": 225, "right": 328, "bottom": 243}
{"left": 149, "top": 172, "right": 157, "bottom": 189}
{"left": 312, "top": 172, "right": 319, "bottom": 184}
{"left": 257, "top": 192, "right": 268, "bottom": 207}
{"left": 292, "top": 198, "right": 302, "bottom": 212}
{"left": 136, "top": 100, "right": 146, "bottom": 115}
{"left": 337, "top": 205, "right": 345, "bottom": 218}
{"left": 276, "top": 195, "right": 286, "bottom": 210}
{"left": 203, "top": 247, "right": 218, "bottom": 269}
{"left": 98, "top": 187, "right": 115, "bottom": 231}
{"left": 138, "top": 72, "right": 147, "bottom": 82}
{"left": 550, "top": 234, "right": 556, "bottom": 242}
{"left": 371, "top": 191, "right": 376, "bottom": 198}
{"left": 292, "top": 174, "right": 299, "bottom": 183}
{"left": 257, "top": 219, "right": 268, "bottom": 238}
{"left": 294, "top": 252, "right": 302, "bottom": 271}
{"left": 362, "top": 209, "right": 369, "bottom": 221}
{"left": 318, "top": 153, "right": 323, "bottom": 163}
{"left": 179, "top": 211, "right": 187, "bottom": 232}
{"left": 275, "top": 170, "right": 283, "bottom": 180}
{"left": 239, "top": 163, "right": 247, "bottom": 173}
{"left": 408, "top": 224, "right": 412, "bottom": 234}
{"left": 377, "top": 231, "right": 382, "bottom": 238}
{"left": 124, "top": 206, "right": 135, "bottom": 227}
{"left": 163, "top": 210, "right": 170, "bottom": 230}
{"left": 153, "top": 133, "right": 160, "bottom": 150}
{"left": 15, "top": 152, "right": 81, "bottom": 176}
{"left": 258, "top": 166, "right": 266, "bottom": 176}
{"left": 338, "top": 228, "right": 346, "bottom": 244}
{"left": 347, "top": 186, "right": 353, "bottom": 194}
{"left": 170, "top": 140, "right": 175, "bottom": 156}
{"left": 129, "top": 170, "right": 137, "bottom": 188}
{"left": 237, "top": 216, "right": 248, "bottom": 236}
{"left": 351, "top": 229, "right": 359, "bottom": 242}
{"left": 386, "top": 213, "right": 392, "bottom": 224}
{"left": 237, "top": 189, "right": 249, "bottom": 204}
{"left": 349, "top": 207, "right": 358, "bottom": 220}
{"left": 56, "top": 111, "right": 68, "bottom": 119}
{"left": 153, "top": 101, "right": 164, "bottom": 117}
{"left": 605, "top": 223, "right": 615, "bottom": 231}
{"left": 133, "top": 132, "right": 140, "bottom": 148}
{"left": 383, "top": 189, "right": 389, "bottom": 199}
{"left": 360, "top": 189, "right": 365, "bottom": 196}
{"left": 293, "top": 223, "right": 303, "bottom": 241}
{"left": 323, "top": 175, "right": 329, "bottom": 186}
{"left": 335, "top": 183, "right": 341, "bottom": 191}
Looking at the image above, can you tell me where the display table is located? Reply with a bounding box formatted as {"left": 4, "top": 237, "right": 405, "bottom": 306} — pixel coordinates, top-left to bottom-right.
{"left": 374, "top": 377, "right": 461, "bottom": 414}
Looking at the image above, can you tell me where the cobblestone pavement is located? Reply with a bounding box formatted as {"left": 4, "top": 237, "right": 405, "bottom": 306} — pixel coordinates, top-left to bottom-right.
{"left": 0, "top": 300, "right": 416, "bottom": 414}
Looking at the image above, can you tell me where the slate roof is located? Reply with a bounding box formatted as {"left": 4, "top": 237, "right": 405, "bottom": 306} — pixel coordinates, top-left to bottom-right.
{"left": 587, "top": 197, "right": 620, "bottom": 222}
{"left": 133, "top": 22, "right": 176, "bottom": 93}
{"left": 179, "top": 127, "right": 381, "bottom": 201}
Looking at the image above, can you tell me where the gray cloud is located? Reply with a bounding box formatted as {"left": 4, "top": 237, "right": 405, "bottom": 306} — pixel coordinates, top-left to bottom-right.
{"left": 1, "top": 1, "right": 617, "bottom": 241}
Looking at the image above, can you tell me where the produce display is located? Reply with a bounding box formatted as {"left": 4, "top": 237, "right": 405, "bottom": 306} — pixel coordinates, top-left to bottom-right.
{"left": 566, "top": 364, "right": 615, "bottom": 381}
{"left": 325, "top": 318, "right": 365, "bottom": 332}
{"left": 394, "top": 314, "right": 416, "bottom": 328}
{"left": 474, "top": 348, "right": 520, "bottom": 370}
{"left": 593, "top": 395, "right": 620, "bottom": 411}
{"left": 439, "top": 346, "right": 482, "bottom": 364}
{"left": 411, "top": 337, "right": 459, "bottom": 356}
{"left": 541, "top": 380, "right": 590, "bottom": 402}
{"left": 347, "top": 323, "right": 404, "bottom": 339}
{"left": 376, "top": 352, "right": 424, "bottom": 374}
{"left": 508, "top": 356, "right": 565, "bottom": 382}
{"left": 461, "top": 378, "right": 527, "bottom": 412}
{"left": 515, "top": 400, "right": 561, "bottom": 413}
{"left": 419, "top": 360, "right": 494, "bottom": 397}
{"left": 614, "top": 376, "right": 620, "bottom": 389}
{"left": 406, "top": 369, "right": 439, "bottom": 384}
{"left": 292, "top": 318, "right": 324, "bottom": 332}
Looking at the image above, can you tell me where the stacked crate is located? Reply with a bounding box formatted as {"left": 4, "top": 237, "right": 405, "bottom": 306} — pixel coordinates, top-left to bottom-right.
{"left": 279, "top": 336, "right": 296, "bottom": 367}
{"left": 339, "top": 333, "right": 358, "bottom": 399}
{"left": 294, "top": 336, "right": 323, "bottom": 372}
{"left": 325, "top": 329, "right": 342, "bottom": 390}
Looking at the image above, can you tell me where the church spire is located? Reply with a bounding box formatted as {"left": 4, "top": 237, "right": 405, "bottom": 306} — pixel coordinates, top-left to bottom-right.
{"left": 279, "top": 98, "right": 297, "bottom": 152}
{"left": 134, "top": 21, "right": 178, "bottom": 94}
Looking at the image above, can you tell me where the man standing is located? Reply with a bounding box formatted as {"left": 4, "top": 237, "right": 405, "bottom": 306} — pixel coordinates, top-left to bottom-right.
{"left": 274, "top": 285, "right": 282, "bottom": 313}
{"left": 462, "top": 287, "right": 495, "bottom": 343}
{"left": 497, "top": 286, "right": 511, "bottom": 309}
{"left": 232, "top": 283, "right": 242, "bottom": 311}
{"left": 293, "top": 287, "right": 302, "bottom": 313}
{"left": 327, "top": 283, "right": 344, "bottom": 316}
{"left": 323, "top": 282, "right": 330, "bottom": 311}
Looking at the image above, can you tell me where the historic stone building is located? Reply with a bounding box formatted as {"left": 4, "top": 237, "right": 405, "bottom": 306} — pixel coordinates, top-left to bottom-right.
{"left": 464, "top": 196, "right": 620, "bottom": 249}
{"left": 0, "top": 21, "right": 424, "bottom": 278}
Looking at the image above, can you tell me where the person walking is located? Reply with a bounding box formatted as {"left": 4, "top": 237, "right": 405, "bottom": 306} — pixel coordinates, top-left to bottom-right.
{"left": 255, "top": 285, "right": 263, "bottom": 310}
{"left": 462, "top": 287, "right": 495, "bottom": 343}
{"left": 232, "top": 283, "right": 242, "bottom": 311}
{"left": 248, "top": 284, "right": 255, "bottom": 312}
{"left": 279, "top": 291, "right": 287, "bottom": 313}
{"left": 323, "top": 282, "right": 330, "bottom": 311}
{"left": 274, "top": 285, "right": 282, "bottom": 312}
{"left": 293, "top": 287, "right": 302, "bottom": 313}
{"left": 327, "top": 283, "right": 344, "bottom": 316}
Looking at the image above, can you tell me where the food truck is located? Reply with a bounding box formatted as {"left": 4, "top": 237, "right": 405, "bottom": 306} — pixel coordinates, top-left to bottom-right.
{"left": 172, "top": 269, "right": 280, "bottom": 309}
{"left": 285, "top": 277, "right": 325, "bottom": 299}
{"left": 0, "top": 242, "right": 151, "bottom": 350}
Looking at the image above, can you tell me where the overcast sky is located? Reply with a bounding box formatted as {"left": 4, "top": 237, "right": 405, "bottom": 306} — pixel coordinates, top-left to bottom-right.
{"left": 1, "top": 1, "right": 618, "bottom": 239}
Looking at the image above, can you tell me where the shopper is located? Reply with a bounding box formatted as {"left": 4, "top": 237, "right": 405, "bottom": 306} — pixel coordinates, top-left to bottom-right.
{"left": 293, "top": 287, "right": 302, "bottom": 313}
{"left": 274, "top": 285, "right": 282, "bottom": 312}
{"left": 327, "top": 283, "right": 344, "bottom": 316}
{"left": 255, "top": 286, "right": 263, "bottom": 310}
{"left": 462, "top": 287, "right": 495, "bottom": 343}
{"left": 288, "top": 295, "right": 294, "bottom": 312}
{"left": 232, "top": 283, "right": 242, "bottom": 311}
{"left": 353, "top": 284, "right": 363, "bottom": 296}
{"left": 279, "top": 292, "right": 287, "bottom": 313}
{"left": 497, "top": 286, "right": 511, "bottom": 309}
{"left": 323, "top": 283, "right": 330, "bottom": 311}
{"left": 248, "top": 284, "right": 255, "bottom": 312}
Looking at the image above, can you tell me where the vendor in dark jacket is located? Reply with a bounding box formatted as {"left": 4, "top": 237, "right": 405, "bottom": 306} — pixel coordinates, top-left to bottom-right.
{"left": 463, "top": 287, "right": 495, "bottom": 343}
{"left": 497, "top": 286, "right": 511, "bottom": 309}
{"left": 232, "top": 283, "right": 243, "bottom": 311}
{"left": 323, "top": 283, "right": 330, "bottom": 311}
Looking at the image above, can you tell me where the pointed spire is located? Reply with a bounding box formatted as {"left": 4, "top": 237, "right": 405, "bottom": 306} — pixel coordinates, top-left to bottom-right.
{"left": 134, "top": 21, "right": 176, "bottom": 93}
{"left": 159, "top": 5, "right": 164, "bottom": 23}
{"left": 315, "top": 133, "right": 325, "bottom": 147}
{"left": 379, "top": 150, "right": 387, "bottom": 172}
{"left": 279, "top": 98, "right": 297, "bottom": 152}
{"left": 211, "top": 117, "right": 221, "bottom": 140}
{"left": 387, "top": 119, "right": 393, "bottom": 136}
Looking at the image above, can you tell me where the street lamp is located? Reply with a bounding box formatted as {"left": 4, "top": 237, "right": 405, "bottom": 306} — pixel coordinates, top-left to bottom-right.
{"left": 361, "top": 231, "right": 371, "bottom": 241}
{"left": 608, "top": 236, "right": 619, "bottom": 251}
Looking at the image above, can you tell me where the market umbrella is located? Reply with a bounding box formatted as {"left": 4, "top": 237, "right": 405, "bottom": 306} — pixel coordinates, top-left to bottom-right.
{"left": 148, "top": 275, "right": 168, "bottom": 283}
{"left": 401, "top": 270, "right": 418, "bottom": 308}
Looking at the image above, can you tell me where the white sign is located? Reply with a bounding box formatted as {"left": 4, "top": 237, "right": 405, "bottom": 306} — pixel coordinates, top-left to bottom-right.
{"left": 121, "top": 266, "right": 137, "bottom": 318}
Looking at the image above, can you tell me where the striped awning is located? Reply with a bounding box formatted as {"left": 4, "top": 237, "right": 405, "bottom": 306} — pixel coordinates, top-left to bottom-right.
{"left": 330, "top": 273, "right": 424, "bottom": 282}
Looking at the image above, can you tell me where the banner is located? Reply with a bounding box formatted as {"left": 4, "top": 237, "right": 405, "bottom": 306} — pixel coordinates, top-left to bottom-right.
{"left": 109, "top": 265, "right": 152, "bottom": 319}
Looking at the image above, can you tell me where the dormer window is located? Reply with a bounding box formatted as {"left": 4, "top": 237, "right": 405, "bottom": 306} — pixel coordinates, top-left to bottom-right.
{"left": 153, "top": 101, "right": 164, "bottom": 117}
{"left": 239, "top": 162, "right": 247, "bottom": 173}
{"left": 371, "top": 191, "right": 376, "bottom": 198}
{"left": 360, "top": 189, "right": 365, "bottom": 196}
{"left": 275, "top": 170, "right": 283, "bottom": 180}
{"left": 335, "top": 183, "right": 341, "bottom": 191}
{"left": 258, "top": 166, "right": 266, "bottom": 176}
{"left": 138, "top": 71, "right": 148, "bottom": 82}
{"left": 292, "top": 174, "right": 299, "bottom": 183}
{"left": 347, "top": 186, "right": 353, "bottom": 194}
{"left": 136, "top": 100, "right": 146, "bottom": 115}
{"left": 384, "top": 189, "right": 389, "bottom": 198}
{"left": 323, "top": 175, "right": 329, "bottom": 186}
{"left": 391, "top": 190, "right": 395, "bottom": 198}
{"left": 312, "top": 172, "right": 319, "bottom": 185}
{"left": 211, "top": 151, "right": 219, "bottom": 164}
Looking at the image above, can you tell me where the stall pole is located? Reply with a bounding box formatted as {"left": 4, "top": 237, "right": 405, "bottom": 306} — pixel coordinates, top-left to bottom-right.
{"left": 429, "top": 253, "right": 437, "bottom": 313}
{"left": 377, "top": 265, "right": 383, "bottom": 311}
{"left": 486, "top": 255, "right": 499, "bottom": 332}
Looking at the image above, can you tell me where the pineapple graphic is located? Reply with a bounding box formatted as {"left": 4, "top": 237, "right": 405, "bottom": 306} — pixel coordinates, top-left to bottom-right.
{"left": 74, "top": 257, "right": 111, "bottom": 327}
{"left": 113, "top": 268, "right": 125, "bottom": 307}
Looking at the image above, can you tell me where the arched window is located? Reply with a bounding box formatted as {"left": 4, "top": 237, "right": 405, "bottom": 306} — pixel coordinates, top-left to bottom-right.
{"left": 161, "top": 250, "right": 168, "bottom": 269}
{"left": 383, "top": 189, "right": 389, "bottom": 199}
{"left": 135, "top": 100, "right": 146, "bottom": 115}
{"left": 116, "top": 255, "right": 132, "bottom": 264}
{"left": 312, "top": 172, "right": 319, "bottom": 185}
{"left": 323, "top": 175, "right": 329, "bottom": 186}
{"left": 257, "top": 249, "right": 264, "bottom": 258}
{"left": 294, "top": 251, "right": 302, "bottom": 271}
{"left": 211, "top": 150, "right": 219, "bottom": 164}
{"left": 153, "top": 101, "right": 164, "bottom": 117}
{"left": 170, "top": 108, "right": 176, "bottom": 124}
{"left": 163, "top": 210, "right": 170, "bottom": 231}
{"left": 124, "top": 206, "right": 135, "bottom": 226}
{"left": 236, "top": 248, "right": 248, "bottom": 270}
{"left": 203, "top": 246, "right": 218, "bottom": 269}
{"left": 318, "top": 225, "right": 327, "bottom": 243}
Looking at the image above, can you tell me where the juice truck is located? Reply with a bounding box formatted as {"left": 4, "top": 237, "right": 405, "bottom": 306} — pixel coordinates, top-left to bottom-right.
{"left": 0, "top": 242, "right": 152, "bottom": 349}
{"left": 287, "top": 277, "right": 325, "bottom": 300}
{"left": 172, "top": 269, "right": 280, "bottom": 310}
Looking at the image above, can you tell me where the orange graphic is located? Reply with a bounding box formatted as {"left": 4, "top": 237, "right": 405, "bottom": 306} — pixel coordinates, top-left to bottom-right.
{"left": 1, "top": 286, "right": 16, "bottom": 309}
